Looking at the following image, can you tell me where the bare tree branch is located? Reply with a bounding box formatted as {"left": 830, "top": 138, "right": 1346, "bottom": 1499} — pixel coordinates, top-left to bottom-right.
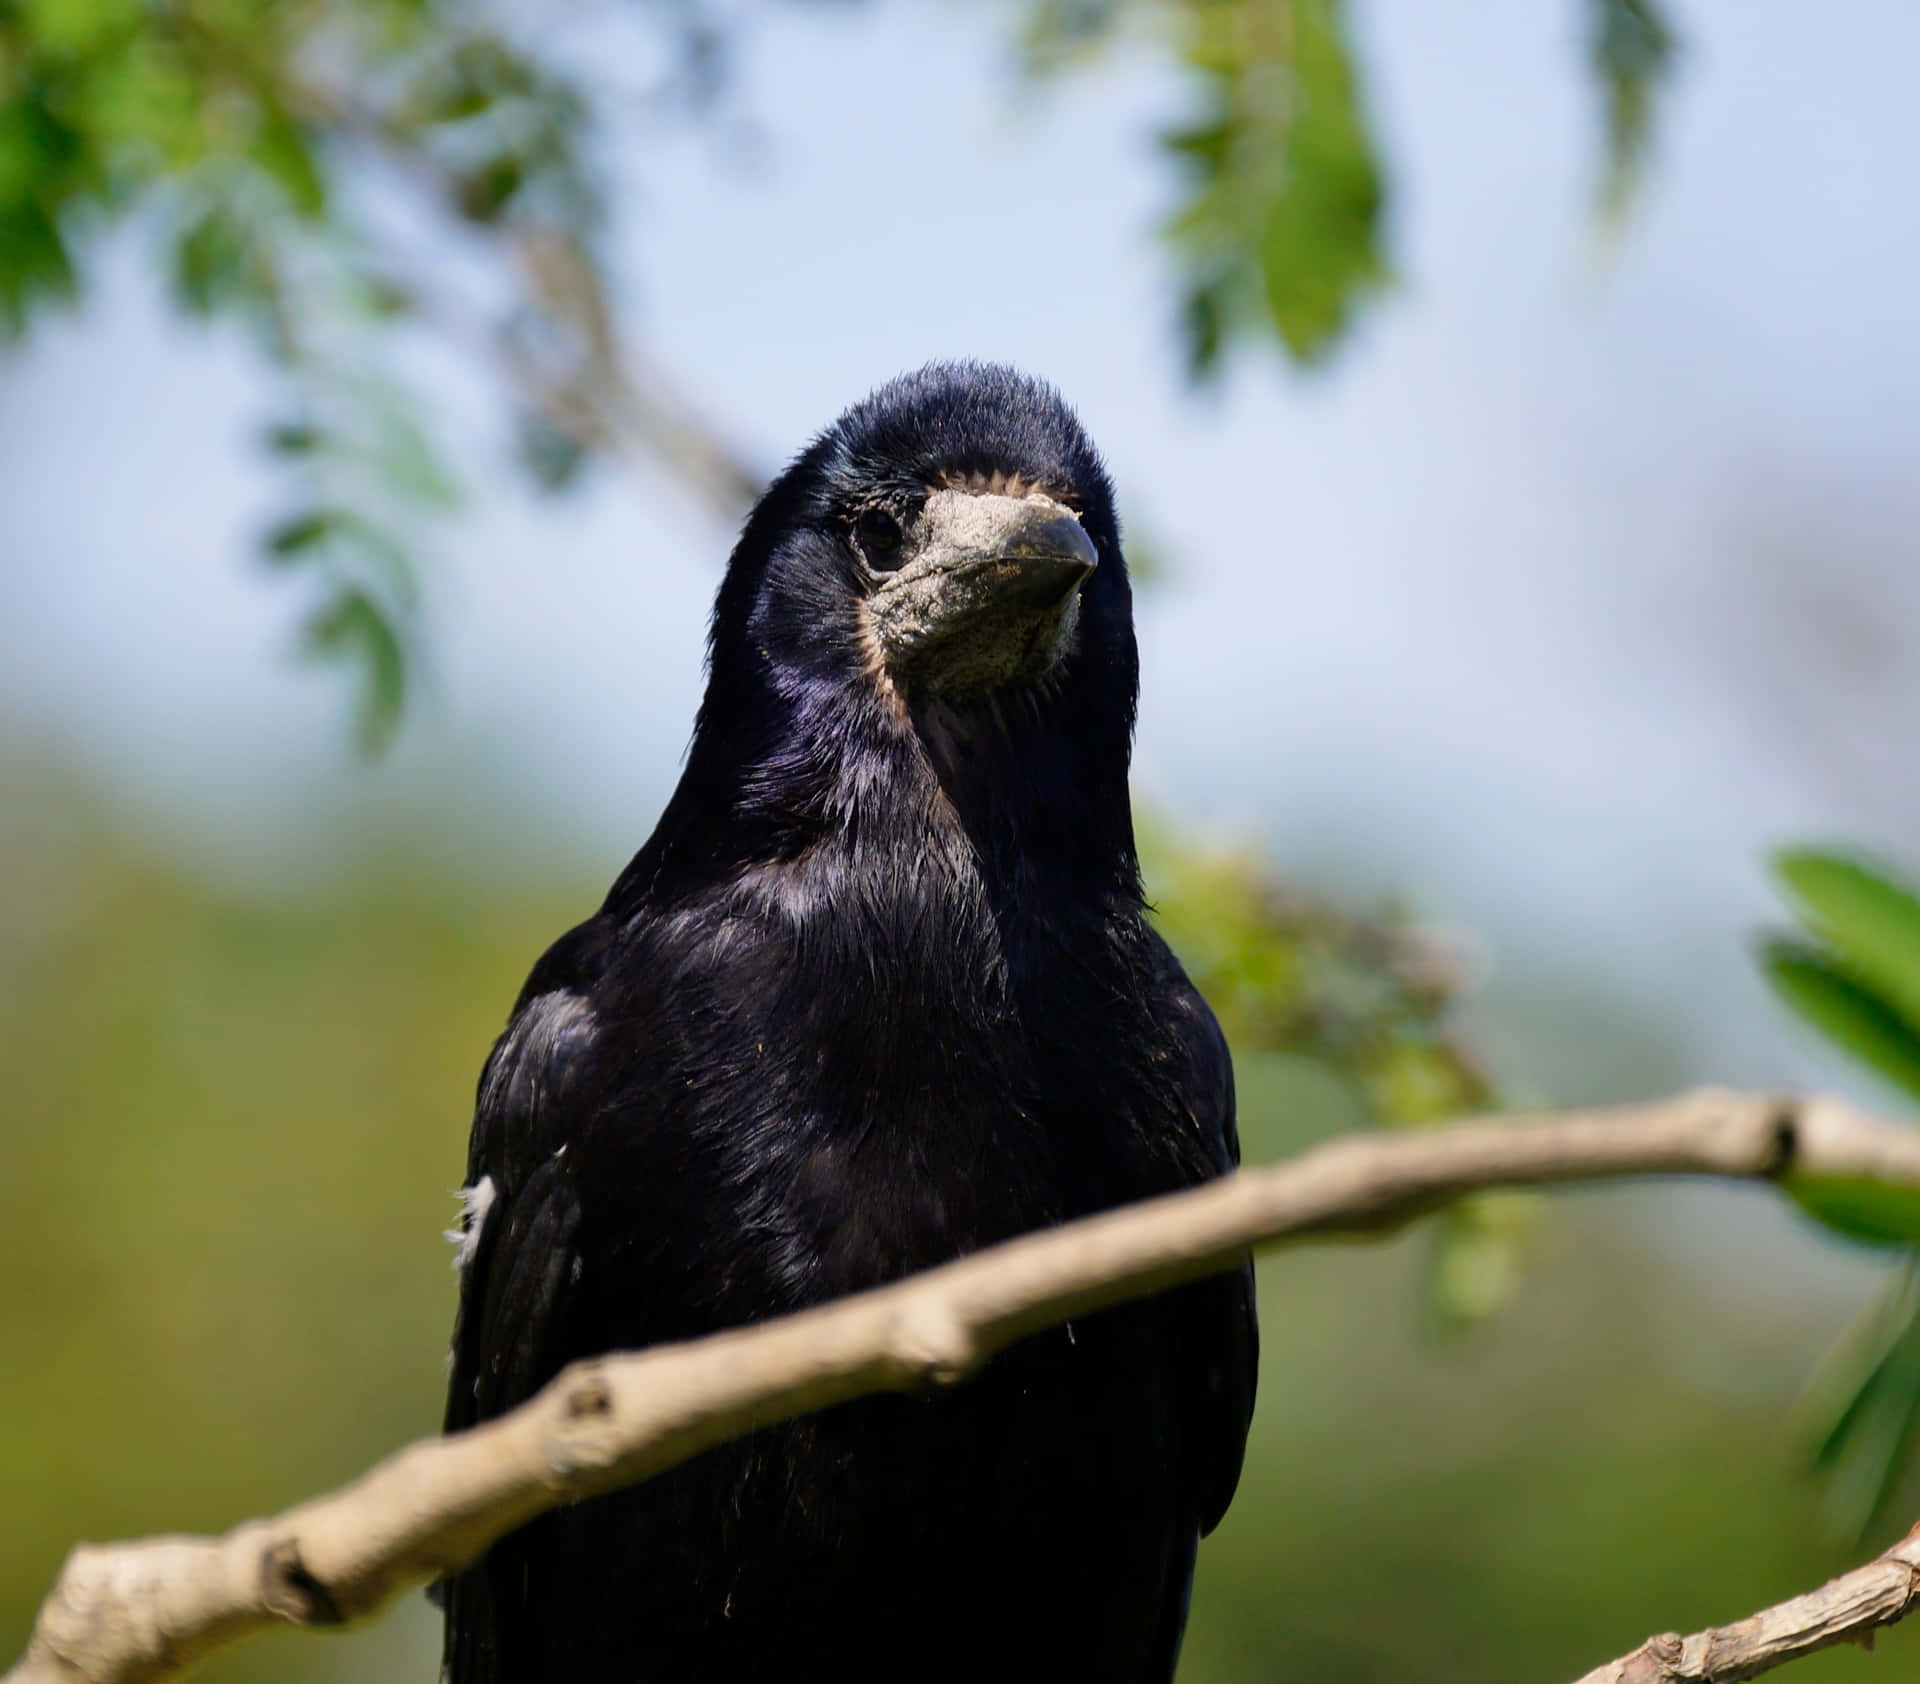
{"left": 1574, "top": 1519, "right": 1920, "bottom": 1683}
{"left": 8, "top": 1087, "right": 1920, "bottom": 1684}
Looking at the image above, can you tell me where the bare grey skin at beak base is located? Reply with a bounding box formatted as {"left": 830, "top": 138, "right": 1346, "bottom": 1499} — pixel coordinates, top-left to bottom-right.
{"left": 867, "top": 489, "right": 1098, "bottom": 696}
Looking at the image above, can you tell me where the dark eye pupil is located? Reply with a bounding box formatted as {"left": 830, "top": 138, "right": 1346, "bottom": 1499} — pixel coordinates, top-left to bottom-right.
{"left": 857, "top": 509, "right": 901, "bottom": 554}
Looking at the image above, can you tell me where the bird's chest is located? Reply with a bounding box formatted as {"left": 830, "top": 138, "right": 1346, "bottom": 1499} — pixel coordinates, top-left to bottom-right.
{"left": 547, "top": 893, "right": 1202, "bottom": 1671}
{"left": 734, "top": 973, "right": 1058, "bottom": 1296}
{"left": 681, "top": 906, "right": 1153, "bottom": 1311}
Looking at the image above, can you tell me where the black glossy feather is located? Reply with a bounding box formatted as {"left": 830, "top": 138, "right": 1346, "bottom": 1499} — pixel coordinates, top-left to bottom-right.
{"left": 443, "top": 364, "right": 1257, "bottom": 1684}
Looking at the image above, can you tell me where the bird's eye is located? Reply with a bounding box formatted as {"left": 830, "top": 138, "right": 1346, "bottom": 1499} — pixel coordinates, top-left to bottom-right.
{"left": 856, "top": 508, "right": 903, "bottom": 565}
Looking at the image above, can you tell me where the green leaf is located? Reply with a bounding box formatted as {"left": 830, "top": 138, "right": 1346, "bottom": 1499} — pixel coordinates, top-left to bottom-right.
{"left": 1775, "top": 849, "right": 1920, "bottom": 1032}
{"left": 1589, "top": 0, "right": 1676, "bottom": 223}
{"left": 363, "top": 397, "right": 460, "bottom": 512}
{"left": 1762, "top": 940, "right": 1920, "bottom": 1105}
{"left": 455, "top": 153, "right": 526, "bottom": 223}
{"left": 1787, "top": 1175, "right": 1920, "bottom": 1251}
{"left": 301, "top": 588, "right": 406, "bottom": 756}
{"left": 265, "top": 502, "right": 419, "bottom": 603}
{"left": 263, "top": 421, "right": 323, "bottom": 456}
{"left": 0, "top": 199, "right": 78, "bottom": 334}
{"left": 340, "top": 514, "right": 421, "bottom": 612}
{"left": 1177, "top": 269, "right": 1233, "bottom": 379}
{"left": 250, "top": 101, "right": 326, "bottom": 218}
{"left": 0, "top": 83, "right": 98, "bottom": 334}
{"left": 20, "top": 0, "right": 139, "bottom": 57}
{"left": 1805, "top": 1267, "right": 1917, "bottom": 1470}
{"left": 1814, "top": 1310, "right": 1914, "bottom": 1474}
{"left": 1254, "top": 0, "right": 1387, "bottom": 362}
{"left": 400, "top": 37, "right": 540, "bottom": 129}
{"left": 74, "top": 33, "right": 203, "bottom": 172}
{"left": 1804, "top": 1271, "right": 1920, "bottom": 1539}
{"left": 1161, "top": 0, "right": 1388, "bottom": 372}
{"left": 263, "top": 507, "right": 342, "bottom": 561}
{"left": 170, "top": 205, "right": 265, "bottom": 317}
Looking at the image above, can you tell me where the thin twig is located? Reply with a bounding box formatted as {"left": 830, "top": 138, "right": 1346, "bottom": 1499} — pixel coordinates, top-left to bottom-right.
{"left": 7, "top": 1088, "right": 1919, "bottom": 1684}
{"left": 1573, "top": 1519, "right": 1920, "bottom": 1683}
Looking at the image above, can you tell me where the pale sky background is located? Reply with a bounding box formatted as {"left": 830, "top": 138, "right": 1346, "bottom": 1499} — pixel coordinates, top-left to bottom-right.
{"left": 3, "top": 0, "right": 1918, "bottom": 1143}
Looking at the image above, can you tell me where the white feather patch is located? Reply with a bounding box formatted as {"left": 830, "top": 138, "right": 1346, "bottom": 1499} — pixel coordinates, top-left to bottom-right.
{"left": 445, "top": 1175, "right": 497, "bottom": 1272}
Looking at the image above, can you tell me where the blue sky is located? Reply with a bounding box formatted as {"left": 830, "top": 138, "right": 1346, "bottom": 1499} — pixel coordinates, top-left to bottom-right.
{"left": 3, "top": 0, "right": 1918, "bottom": 1119}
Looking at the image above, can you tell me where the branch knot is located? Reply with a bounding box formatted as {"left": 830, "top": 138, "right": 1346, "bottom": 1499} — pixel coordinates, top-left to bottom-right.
{"left": 888, "top": 1297, "right": 975, "bottom": 1386}
{"left": 260, "top": 1540, "right": 343, "bottom": 1627}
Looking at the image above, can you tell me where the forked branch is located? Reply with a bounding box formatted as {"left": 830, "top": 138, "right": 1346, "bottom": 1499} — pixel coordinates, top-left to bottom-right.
{"left": 8, "top": 1088, "right": 1920, "bottom": 1684}
{"left": 1574, "top": 1519, "right": 1920, "bottom": 1682}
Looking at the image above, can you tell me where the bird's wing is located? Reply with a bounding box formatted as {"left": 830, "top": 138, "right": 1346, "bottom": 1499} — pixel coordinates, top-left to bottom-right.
{"left": 1127, "top": 926, "right": 1260, "bottom": 1684}
{"left": 1145, "top": 924, "right": 1260, "bottom": 1535}
{"left": 442, "top": 943, "right": 606, "bottom": 1684}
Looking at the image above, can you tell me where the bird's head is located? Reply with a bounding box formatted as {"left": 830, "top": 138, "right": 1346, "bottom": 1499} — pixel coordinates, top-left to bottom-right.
{"left": 821, "top": 376, "right": 1112, "bottom": 703}
{"left": 708, "top": 361, "right": 1133, "bottom": 719}
{"left": 652, "top": 363, "right": 1140, "bottom": 898}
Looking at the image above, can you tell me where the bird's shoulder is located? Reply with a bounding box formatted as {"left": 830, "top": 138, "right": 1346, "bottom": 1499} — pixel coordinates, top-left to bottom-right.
{"left": 464, "top": 914, "right": 618, "bottom": 1187}
{"left": 1122, "top": 916, "right": 1240, "bottom": 1173}
{"left": 467, "top": 887, "right": 793, "bottom": 1171}
{"left": 445, "top": 902, "right": 710, "bottom": 1437}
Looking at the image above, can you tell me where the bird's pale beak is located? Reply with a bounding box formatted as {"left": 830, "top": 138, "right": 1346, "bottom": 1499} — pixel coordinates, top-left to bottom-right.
{"left": 971, "top": 503, "right": 1098, "bottom": 603}
{"left": 867, "top": 491, "right": 1097, "bottom": 696}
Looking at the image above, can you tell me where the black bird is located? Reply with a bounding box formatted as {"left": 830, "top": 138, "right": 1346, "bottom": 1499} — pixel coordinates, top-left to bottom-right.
{"left": 442, "top": 363, "right": 1257, "bottom": 1684}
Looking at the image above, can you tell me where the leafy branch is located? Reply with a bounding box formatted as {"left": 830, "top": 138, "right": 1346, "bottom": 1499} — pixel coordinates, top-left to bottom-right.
{"left": 1, "top": 0, "right": 759, "bottom": 745}
{"left": 1145, "top": 823, "right": 1533, "bottom": 1326}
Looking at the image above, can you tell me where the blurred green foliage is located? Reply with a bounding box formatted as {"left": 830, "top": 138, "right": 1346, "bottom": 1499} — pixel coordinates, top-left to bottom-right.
{"left": 1145, "top": 823, "right": 1541, "bottom": 1329}
{"left": 1, "top": 765, "right": 1908, "bottom": 1681}
{"left": 1025, "top": 0, "right": 1675, "bottom": 371}
{"left": 1, "top": 0, "right": 1677, "bottom": 747}
{"left": 1763, "top": 847, "right": 1920, "bottom": 1539}
{"left": 1146, "top": 822, "right": 1494, "bottom": 1120}
{"left": 1591, "top": 0, "right": 1677, "bottom": 222}
{"left": 0, "top": 0, "right": 1820, "bottom": 1668}
{"left": 0, "top": 0, "right": 600, "bottom": 745}
{"left": 1768, "top": 851, "right": 1920, "bottom": 1114}
{"left": 1161, "top": 0, "right": 1386, "bottom": 374}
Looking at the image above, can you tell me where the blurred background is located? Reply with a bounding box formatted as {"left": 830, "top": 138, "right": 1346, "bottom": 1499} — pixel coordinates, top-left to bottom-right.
{"left": 4, "top": 0, "right": 1920, "bottom": 1677}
